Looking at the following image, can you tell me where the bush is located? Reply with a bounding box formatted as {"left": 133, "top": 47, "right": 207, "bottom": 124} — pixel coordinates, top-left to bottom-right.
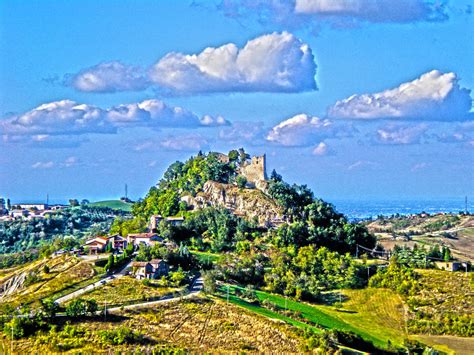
{"left": 98, "top": 327, "right": 143, "bottom": 345}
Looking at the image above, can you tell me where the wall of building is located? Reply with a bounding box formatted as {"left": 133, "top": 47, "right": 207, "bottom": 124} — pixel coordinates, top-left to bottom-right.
{"left": 240, "top": 155, "right": 267, "bottom": 186}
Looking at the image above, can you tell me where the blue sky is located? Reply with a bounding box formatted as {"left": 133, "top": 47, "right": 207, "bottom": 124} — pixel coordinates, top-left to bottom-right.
{"left": 0, "top": 0, "right": 473, "bottom": 203}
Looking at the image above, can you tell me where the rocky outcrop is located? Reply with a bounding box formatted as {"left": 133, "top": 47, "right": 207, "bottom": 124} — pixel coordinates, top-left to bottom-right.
{"left": 0, "top": 272, "right": 27, "bottom": 298}
{"left": 181, "top": 181, "right": 286, "bottom": 227}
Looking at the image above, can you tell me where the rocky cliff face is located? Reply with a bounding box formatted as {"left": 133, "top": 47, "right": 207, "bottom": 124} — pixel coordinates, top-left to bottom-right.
{"left": 181, "top": 181, "right": 286, "bottom": 227}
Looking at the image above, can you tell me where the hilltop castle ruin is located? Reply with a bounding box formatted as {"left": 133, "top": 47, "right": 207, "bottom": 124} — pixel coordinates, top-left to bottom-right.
{"left": 239, "top": 154, "right": 268, "bottom": 190}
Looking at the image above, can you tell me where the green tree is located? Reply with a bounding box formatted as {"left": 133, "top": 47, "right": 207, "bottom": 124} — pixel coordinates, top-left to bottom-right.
{"left": 236, "top": 175, "right": 247, "bottom": 188}
{"left": 40, "top": 298, "right": 59, "bottom": 318}
{"left": 66, "top": 299, "right": 87, "bottom": 317}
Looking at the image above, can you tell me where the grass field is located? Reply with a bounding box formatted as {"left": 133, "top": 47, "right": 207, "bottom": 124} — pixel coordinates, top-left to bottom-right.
{"left": 89, "top": 200, "right": 132, "bottom": 212}
{"left": 218, "top": 284, "right": 396, "bottom": 350}
{"left": 65, "top": 276, "right": 176, "bottom": 308}
{"left": 1, "top": 297, "right": 307, "bottom": 353}
{"left": 316, "top": 288, "right": 407, "bottom": 347}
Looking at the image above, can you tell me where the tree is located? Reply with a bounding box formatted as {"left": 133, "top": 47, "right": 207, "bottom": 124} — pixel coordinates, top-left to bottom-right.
{"left": 40, "top": 298, "right": 59, "bottom": 318}
{"left": 238, "top": 148, "right": 250, "bottom": 164}
{"left": 443, "top": 247, "right": 452, "bottom": 261}
{"left": 69, "top": 199, "right": 79, "bottom": 207}
{"left": 66, "top": 299, "right": 87, "bottom": 317}
{"left": 270, "top": 169, "right": 282, "bottom": 182}
{"left": 85, "top": 299, "right": 98, "bottom": 316}
{"left": 202, "top": 270, "right": 217, "bottom": 294}
{"left": 228, "top": 149, "right": 239, "bottom": 162}
{"left": 43, "top": 264, "right": 50, "bottom": 274}
{"left": 81, "top": 199, "right": 90, "bottom": 205}
{"left": 236, "top": 175, "right": 247, "bottom": 188}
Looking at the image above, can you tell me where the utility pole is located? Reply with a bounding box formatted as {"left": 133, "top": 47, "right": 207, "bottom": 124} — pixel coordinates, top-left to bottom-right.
{"left": 356, "top": 245, "right": 359, "bottom": 259}
{"left": 465, "top": 196, "right": 468, "bottom": 214}
{"left": 11, "top": 316, "right": 13, "bottom": 355}
{"left": 125, "top": 184, "right": 128, "bottom": 200}
{"left": 46, "top": 193, "right": 49, "bottom": 206}
{"left": 226, "top": 285, "right": 230, "bottom": 303}
{"left": 104, "top": 300, "right": 107, "bottom": 321}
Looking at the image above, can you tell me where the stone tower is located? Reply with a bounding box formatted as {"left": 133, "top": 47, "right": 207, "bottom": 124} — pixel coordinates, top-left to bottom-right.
{"left": 240, "top": 154, "right": 267, "bottom": 188}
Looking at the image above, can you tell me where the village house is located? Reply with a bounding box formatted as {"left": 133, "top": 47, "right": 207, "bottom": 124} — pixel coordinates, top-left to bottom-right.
{"left": 435, "top": 261, "right": 462, "bottom": 272}
{"left": 84, "top": 236, "right": 109, "bottom": 254}
{"left": 131, "top": 259, "right": 169, "bottom": 279}
{"left": 84, "top": 234, "right": 128, "bottom": 254}
{"left": 127, "top": 233, "right": 164, "bottom": 247}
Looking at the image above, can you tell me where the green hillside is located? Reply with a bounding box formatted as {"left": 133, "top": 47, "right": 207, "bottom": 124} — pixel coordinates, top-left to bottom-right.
{"left": 89, "top": 200, "right": 132, "bottom": 212}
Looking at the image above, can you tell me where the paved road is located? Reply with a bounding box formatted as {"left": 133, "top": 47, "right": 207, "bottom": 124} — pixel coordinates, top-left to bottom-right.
{"left": 54, "top": 260, "right": 133, "bottom": 304}
{"left": 107, "top": 276, "right": 203, "bottom": 313}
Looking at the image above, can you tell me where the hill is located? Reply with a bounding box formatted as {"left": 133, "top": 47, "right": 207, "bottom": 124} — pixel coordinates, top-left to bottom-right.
{"left": 366, "top": 214, "right": 474, "bottom": 261}
{"left": 89, "top": 200, "right": 132, "bottom": 212}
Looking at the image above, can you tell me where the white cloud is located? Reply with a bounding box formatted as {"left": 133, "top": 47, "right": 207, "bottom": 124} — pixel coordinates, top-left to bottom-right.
{"left": 63, "top": 156, "right": 79, "bottom": 167}
{"left": 31, "top": 161, "right": 54, "bottom": 169}
{"left": 160, "top": 134, "right": 210, "bottom": 151}
{"left": 327, "top": 70, "right": 473, "bottom": 121}
{"left": 200, "top": 115, "right": 230, "bottom": 127}
{"left": 68, "top": 61, "right": 149, "bottom": 93}
{"left": 0, "top": 100, "right": 114, "bottom": 136}
{"left": 312, "top": 142, "right": 332, "bottom": 156}
{"left": 1, "top": 99, "right": 226, "bottom": 145}
{"left": 150, "top": 31, "right": 316, "bottom": 94}
{"left": 347, "top": 160, "right": 377, "bottom": 171}
{"left": 214, "top": 0, "right": 448, "bottom": 30}
{"left": 376, "top": 124, "right": 428, "bottom": 144}
{"left": 69, "top": 32, "right": 317, "bottom": 94}
{"left": 266, "top": 113, "right": 345, "bottom": 146}
{"left": 294, "top": 0, "right": 447, "bottom": 23}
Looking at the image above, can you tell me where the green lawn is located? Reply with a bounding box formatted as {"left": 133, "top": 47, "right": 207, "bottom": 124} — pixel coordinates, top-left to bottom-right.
{"left": 190, "top": 250, "right": 221, "bottom": 264}
{"left": 219, "top": 284, "right": 402, "bottom": 350}
{"left": 89, "top": 200, "right": 132, "bottom": 212}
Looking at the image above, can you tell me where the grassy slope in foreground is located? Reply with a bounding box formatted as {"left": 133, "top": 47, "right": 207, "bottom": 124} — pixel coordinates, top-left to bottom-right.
{"left": 219, "top": 285, "right": 393, "bottom": 350}
{"left": 89, "top": 200, "right": 132, "bottom": 212}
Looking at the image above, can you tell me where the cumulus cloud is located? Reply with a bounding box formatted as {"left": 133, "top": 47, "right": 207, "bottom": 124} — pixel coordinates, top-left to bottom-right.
{"left": 376, "top": 124, "right": 428, "bottom": 144}
{"left": 214, "top": 0, "right": 448, "bottom": 30}
{"left": 160, "top": 134, "right": 210, "bottom": 151}
{"left": 312, "top": 142, "right": 333, "bottom": 156}
{"left": 0, "top": 100, "right": 114, "bottom": 136}
{"left": 0, "top": 99, "right": 226, "bottom": 145}
{"left": 31, "top": 161, "right": 54, "bottom": 169}
{"left": 327, "top": 70, "right": 473, "bottom": 121}
{"left": 68, "top": 32, "right": 317, "bottom": 94}
{"left": 266, "top": 113, "right": 351, "bottom": 146}
{"left": 67, "top": 61, "right": 149, "bottom": 93}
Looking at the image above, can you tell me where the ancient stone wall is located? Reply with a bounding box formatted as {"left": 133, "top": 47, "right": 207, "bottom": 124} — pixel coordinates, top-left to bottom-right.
{"left": 240, "top": 155, "right": 267, "bottom": 186}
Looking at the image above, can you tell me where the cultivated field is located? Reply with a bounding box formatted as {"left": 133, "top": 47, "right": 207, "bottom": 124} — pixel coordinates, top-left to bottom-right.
{"left": 1, "top": 297, "right": 305, "bottom": 353}
{"left": 65, "top": 276, "right": 176, "bottom": 308}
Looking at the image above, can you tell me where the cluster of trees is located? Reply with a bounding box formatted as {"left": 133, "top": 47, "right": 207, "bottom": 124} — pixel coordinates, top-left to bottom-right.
{"left": 392, "top": 244, "right": 453, "bottom": 268}
{"left": 369, "top": 258, "right": 420, "bottom": 296}
{"left": 0, "top": 206, "right": 124, "bottom": 254}
{"left": 265, "top": 246, "right": 364, "bottom": 300}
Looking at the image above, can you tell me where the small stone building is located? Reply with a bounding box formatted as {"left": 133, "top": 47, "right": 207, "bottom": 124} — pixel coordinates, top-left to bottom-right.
{"left": 435, "top": 261, "right": 462, "bottom": 271}
{"left": 131, "top": 259, "right": 169, "bottom": 279}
